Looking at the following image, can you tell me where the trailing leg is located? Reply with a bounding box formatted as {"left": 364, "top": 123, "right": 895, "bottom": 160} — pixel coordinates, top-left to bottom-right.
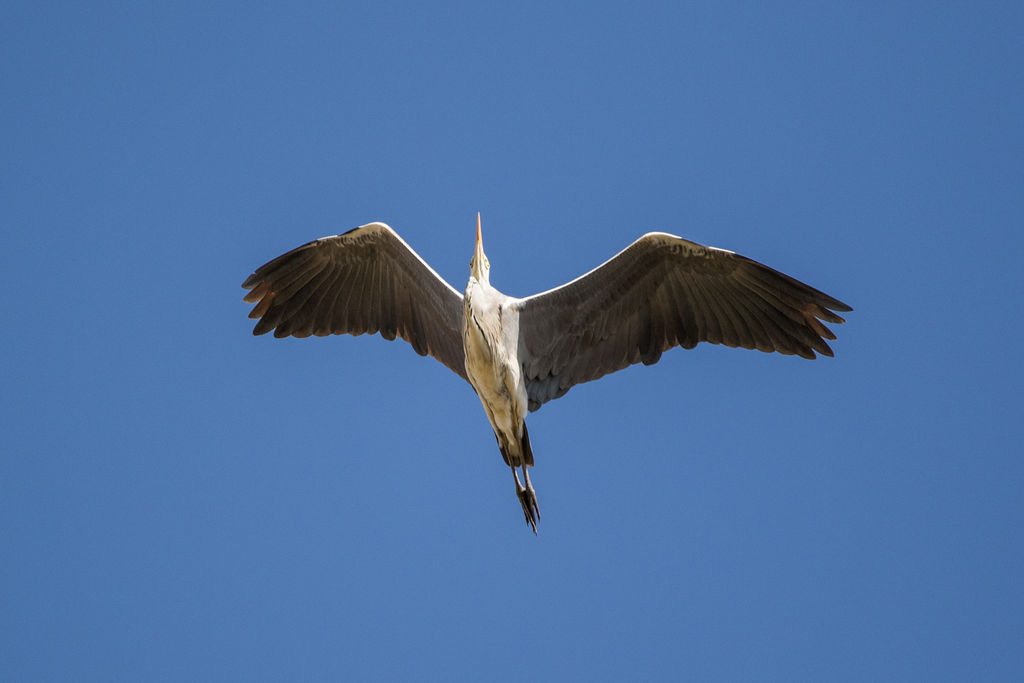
{"left": 512, "top": 466, "right": 539, "bottom": 534}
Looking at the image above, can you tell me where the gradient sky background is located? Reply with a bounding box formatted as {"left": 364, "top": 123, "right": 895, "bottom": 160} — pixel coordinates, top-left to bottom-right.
{"left": 3, "top": 2, "right": 1022, "bottom": 681}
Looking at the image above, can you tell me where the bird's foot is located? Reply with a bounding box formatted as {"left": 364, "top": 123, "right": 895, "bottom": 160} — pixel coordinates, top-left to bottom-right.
{"left": 516, "top": 483, "right": 540, "bottom": 535}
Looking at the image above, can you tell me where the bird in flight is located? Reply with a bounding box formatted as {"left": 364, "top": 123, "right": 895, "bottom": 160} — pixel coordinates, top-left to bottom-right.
{"left": 242, "top": 214, "right": 851, "bottom": 533}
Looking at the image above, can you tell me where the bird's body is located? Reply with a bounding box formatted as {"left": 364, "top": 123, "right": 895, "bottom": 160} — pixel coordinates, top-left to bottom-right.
{"left": 463, "top": 272, "right": 532, "bottom": 470}
{"left": 242, "top": 215, "right": 851, "bottom": 533}
{"left": 463, "top": 218, "right": 538, "bottom": 527}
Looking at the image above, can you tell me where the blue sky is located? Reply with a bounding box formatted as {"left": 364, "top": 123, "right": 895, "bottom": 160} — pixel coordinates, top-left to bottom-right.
{"left": 3, "top": 2, "right": 1022, "bottom": 680}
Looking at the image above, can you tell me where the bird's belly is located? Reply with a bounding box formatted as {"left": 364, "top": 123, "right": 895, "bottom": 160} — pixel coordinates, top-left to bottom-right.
{"left": 464, "top": 323, "right": 526, "bottom": 437}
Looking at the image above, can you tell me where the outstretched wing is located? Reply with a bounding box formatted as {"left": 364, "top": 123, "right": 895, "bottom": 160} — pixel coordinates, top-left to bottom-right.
{"left": 242, "top": 222, "right": 468, "bottom": 380}
{"left": 514, "top": 232, "right": 851, "bottom": 410}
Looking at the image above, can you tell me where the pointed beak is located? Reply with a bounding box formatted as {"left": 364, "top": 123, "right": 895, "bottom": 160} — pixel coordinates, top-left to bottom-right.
{"left": 471, "top": 212, "right": 487, "bottom": 280}
{"left": 474, "top": 212, "right": 484, "bottom": 261}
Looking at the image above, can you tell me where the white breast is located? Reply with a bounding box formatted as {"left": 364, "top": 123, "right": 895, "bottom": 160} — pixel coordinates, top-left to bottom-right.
{"left": 463, "top": 280, "right": 528, "bottom": 438}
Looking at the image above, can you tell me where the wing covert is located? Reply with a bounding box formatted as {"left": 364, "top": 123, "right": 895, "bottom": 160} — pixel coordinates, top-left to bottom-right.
{"left": 242, "top": 222, "right": 468, "bottom": 380}
{"left": 514, "top": 233, "right": 851, "bottom": 410}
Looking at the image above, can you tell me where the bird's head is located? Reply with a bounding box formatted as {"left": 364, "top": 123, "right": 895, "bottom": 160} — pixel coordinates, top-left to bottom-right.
{"left": 470, "top": 212, "right": 491, "bottom": 283}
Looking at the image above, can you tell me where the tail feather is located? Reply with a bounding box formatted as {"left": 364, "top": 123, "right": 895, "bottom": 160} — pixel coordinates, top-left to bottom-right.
{"left": 495, "top": 421, "right": 535, "bottom": 467}
{"left": 521, "top": 421, "right": 534, "bottom": 467}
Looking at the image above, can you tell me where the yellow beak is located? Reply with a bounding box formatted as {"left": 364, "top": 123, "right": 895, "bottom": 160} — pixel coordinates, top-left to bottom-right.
{"left": 475, "top": 212, "right": 485, "bottom": 261}
{"left": 472, "top": 212, "right": 488, "bottom": 280}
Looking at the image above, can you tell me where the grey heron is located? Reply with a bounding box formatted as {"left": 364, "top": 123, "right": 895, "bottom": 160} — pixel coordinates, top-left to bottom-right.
{"left": 242, "top": 215, "right": 851, "bottom": 533}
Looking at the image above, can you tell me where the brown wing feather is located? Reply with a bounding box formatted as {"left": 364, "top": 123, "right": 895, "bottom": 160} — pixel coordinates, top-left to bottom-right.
{"left": 242, "top": 223, "right": 468, "bottom": 380}
{"left": 515, "top": 233, "right": 851, "bottom": 410}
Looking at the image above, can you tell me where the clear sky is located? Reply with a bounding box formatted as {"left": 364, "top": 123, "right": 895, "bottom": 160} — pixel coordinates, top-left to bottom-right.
{"left": 3, "top": 2, "right": 1022, "bottom": 681}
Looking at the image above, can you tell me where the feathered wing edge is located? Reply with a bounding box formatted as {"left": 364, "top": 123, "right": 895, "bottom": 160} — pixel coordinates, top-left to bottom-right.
{"left": 514, "top": 233, "right": 851, "bottom": 411}
{"left": 242, "top": 222, "right": 468, "bottom": 380}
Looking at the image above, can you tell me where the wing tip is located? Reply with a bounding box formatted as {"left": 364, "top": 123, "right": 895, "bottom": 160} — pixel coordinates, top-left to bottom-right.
{"left": 826, "top": 300, "right": 853, "bottom": 315}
